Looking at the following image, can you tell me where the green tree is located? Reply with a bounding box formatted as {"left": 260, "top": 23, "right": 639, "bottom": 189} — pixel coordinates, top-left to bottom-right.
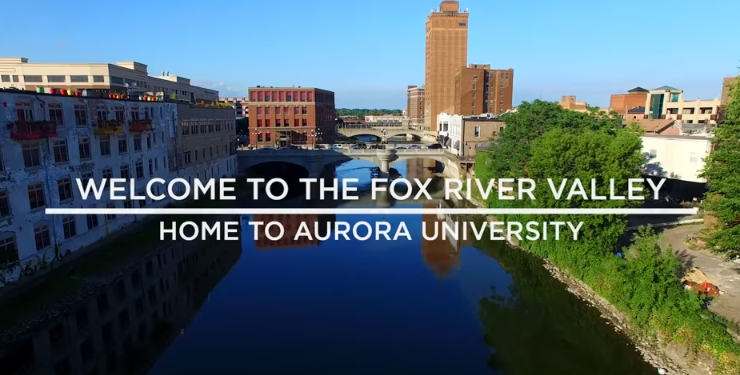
{"left": 701, "top": 75, "right": 740, "bottom": 259}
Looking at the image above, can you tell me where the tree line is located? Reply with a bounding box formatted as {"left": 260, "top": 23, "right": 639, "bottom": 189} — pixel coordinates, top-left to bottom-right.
{"left": 474, "top": 93, "right": 740, "bottom": 372}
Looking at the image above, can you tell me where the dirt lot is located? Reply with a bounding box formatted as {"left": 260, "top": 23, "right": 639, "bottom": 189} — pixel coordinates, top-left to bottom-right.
{"left": 659, "top": 224, "right": 740, "bottom": 324}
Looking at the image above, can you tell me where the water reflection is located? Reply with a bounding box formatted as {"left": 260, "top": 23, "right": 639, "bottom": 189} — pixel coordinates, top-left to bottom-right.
{"left": 251, "top": 214, "right": 336, "bottom": 250}
{"left": 0, "top": 238, "right": 241, "bottom": 375}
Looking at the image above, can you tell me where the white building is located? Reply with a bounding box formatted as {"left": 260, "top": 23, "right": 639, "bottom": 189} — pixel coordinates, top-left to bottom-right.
{"left": 436, "top": 113, "right": 463, "bottom": 155}
{"left": 0, "top": 89, "right": 237, "bottom": 284}
{"left": 641, "top": 134, "right": 713, "bottom": 183}
{"left": 645, "top": 86, "right": 721, "bottom": 124}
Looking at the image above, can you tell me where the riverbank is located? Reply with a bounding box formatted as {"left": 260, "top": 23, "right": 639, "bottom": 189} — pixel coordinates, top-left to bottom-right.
{"left": 466, "top": 195, "right": 740, "bottom": 375}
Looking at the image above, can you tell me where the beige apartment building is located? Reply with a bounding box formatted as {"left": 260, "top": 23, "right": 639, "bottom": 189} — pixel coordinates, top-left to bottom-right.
{"left": 424, "top": 1, "right": 469, "bottom": 131}
{"left": 0, "top": 57, "right": 219, "bottom": 102}
{"left": 645, "top": 86, "right": 720, "bottom": 124}
{"left": 559, "top": 96, "right": 590, "bottom": 112}
{"left": 407, "top": 85, "right": 426, "bottom": 128}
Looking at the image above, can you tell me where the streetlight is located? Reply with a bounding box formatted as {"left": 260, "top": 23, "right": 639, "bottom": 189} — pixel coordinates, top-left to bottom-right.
{"left": 251, "top": 129, "right": 262, "bottom": 149}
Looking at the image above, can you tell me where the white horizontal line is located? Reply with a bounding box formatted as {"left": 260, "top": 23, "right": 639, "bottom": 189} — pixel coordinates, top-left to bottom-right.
{"left": 45, "top": 208, "right": 699, "bottom": 215}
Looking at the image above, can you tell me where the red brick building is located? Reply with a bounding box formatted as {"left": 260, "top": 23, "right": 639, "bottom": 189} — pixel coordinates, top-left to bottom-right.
{"left": 248, "top": 87, "right": 336, "bottom": 147}
{"left": 454, "top": 64, "right": 514, "bottom": 116}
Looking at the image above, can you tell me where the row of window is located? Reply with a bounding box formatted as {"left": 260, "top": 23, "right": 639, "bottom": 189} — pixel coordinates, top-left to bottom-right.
{"left": 1, "top": 75, "right": 106, "bottom": 84}
{"left": 7, "top": 133, "right": 162, "bottom": 171}
{"left": 0, "top": 157, "right": 160, "bottom": 215}
{"left": 250, "top": 90, "right": 317, "bottom": 103}
{"left": 179, "top": 119, "right": 234, "bottom": 136}
{"left": 255, "top": 119, "right": 309, "bottom": 128}
{"left": 14, "top": 101, "right": 155, "bottom": 126}
{"left": 255, "top": 106, "right": 309, "bottom": 115}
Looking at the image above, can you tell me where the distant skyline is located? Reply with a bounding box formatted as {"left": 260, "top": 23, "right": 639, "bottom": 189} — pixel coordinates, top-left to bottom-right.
{"left": 1, "top": 0, "right": 738, "bottom": 109}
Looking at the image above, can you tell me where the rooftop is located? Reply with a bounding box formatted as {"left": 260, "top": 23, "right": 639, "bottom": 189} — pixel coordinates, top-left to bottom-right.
{"left": 653, "top": 85, "right": 680, "bottom": 91}
{"left": 628, "top": 87, "right": 648, "bottom": 93}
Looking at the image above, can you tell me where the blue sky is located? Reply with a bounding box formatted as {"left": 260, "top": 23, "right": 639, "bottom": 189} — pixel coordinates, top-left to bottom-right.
{"left": 2, "top": 0, "right": 738, "bottom": 109}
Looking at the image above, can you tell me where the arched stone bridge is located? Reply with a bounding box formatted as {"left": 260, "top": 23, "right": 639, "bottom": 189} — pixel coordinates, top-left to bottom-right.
{"left": 238, "top": 148, "right": 454, "bottom": 178}
{"left": 335, "top": 125, "right": 428, "bottom": 141}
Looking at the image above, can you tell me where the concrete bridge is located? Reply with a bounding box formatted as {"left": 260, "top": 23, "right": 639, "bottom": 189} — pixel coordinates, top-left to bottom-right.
{"left": 238, "top": 148, "right": 456, "bottom": 178}
{"left": 335, "top": 125, "right": 431, "bottom": 141}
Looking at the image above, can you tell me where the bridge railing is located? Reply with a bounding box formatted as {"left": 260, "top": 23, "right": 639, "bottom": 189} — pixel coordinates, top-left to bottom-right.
{"left": 237, "top": 147, "right": 447, "bottom": 156}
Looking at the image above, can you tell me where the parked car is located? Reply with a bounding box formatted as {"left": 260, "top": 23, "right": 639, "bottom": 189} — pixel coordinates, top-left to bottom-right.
{"left": 408, "top": 145, "right": 421, "bottom": 149}
{"left": 427, "top": 143, "right": 443, "bottom": 149}
{"left": 395, "top": 146, "right": 407, "bottom": 150}
{"left": 350, "top": 145, "right": 362, "bottom": 150}
{"left": 331, "top": 144, "right": 344, "bottom": 150}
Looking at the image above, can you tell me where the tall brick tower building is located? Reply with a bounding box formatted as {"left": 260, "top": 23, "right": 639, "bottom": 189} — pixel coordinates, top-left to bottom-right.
{"left": 424, "top": 1, "right": 469, "bottom": 131}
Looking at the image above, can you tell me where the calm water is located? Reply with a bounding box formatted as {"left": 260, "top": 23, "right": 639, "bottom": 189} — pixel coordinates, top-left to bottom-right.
{"left": 0, "top": 160, "right": 656, "bottom": 375}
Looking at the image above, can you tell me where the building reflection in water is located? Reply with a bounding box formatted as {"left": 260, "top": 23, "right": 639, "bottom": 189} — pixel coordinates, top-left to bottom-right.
{"left": 421, "top": 201, "right": 465, "bottom": 279}
{"left": 252, "top": 214, "right": 337, "bottom": 250}
{"left": 0, "top": 234, "right": 241, "bottom": 375}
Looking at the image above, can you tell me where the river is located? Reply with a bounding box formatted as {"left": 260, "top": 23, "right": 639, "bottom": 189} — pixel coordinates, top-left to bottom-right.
{"left": 0, "top": 159, "right": 655, "bottom": 375}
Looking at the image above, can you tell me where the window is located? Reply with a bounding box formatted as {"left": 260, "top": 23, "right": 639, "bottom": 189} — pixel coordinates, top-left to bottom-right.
{"left": 120, "top": 164, "right": 130, "bottom": 179}
{"left": 47, "top": 75, "right": 66, "bottom": 83}
{"left": 266, "top": 119, "right": 271, "bottom": 127}
{"left": 459, "top": 22, "right": 466, "bottom": 26}
{"left": 28, "top": 183, "right": 46, "bottom": 210}
{"left": 474, "top": 126, "right": 481, "bottom": 138}
{"left": 57, "top": 177, "right": 74, "bottom": 202}
{"left": 123, "top": 199, "right": 134, "bottom": 209}
{"left": 49, "top": 104, "right": 64, "bottom": 126}
{"left": 114, "top": 106, "right": 124, "bottom": 121}
{"left": 307, "top": 92, "right": 313, "bottom": 101}
{"left": 23, "top": 75, "right": 43, "bottom": 83}
{"left": 63, "top": 216, "right": 77, "bottom": 239}
{"left": 300, "top": 92, "right": 306, "bottom": 101}
{"left": 0, "top": 234, "right": 17, "bottom": 263}
{"left": 670, "top": 93, "right": 680, "bottom": 102}
{"left": 472, "top": 102, "right": 475, "bottom": 107}
{"left": 80, "top": 171, "right": 93, "bottom": 186}
{"left": 210, "top": 147, "right": 213, "bottom": 158}
{"left": 134, "top": 134, "right": 142, "bottom": 152}
{"left": 472, "top": 84, "right": 476, "bottom": 90}
{"left": 148, "top": 159, "right": 153, "bottom": 175}
{"left": 0, "top": 75, "right": 9, "bottom": 82}
{"left": 100, "top": 136, "right": 111, "bottom": 156}
{"left": 34, "top": 224, "right": 51, "bottom": 250}
{"left": 0, "top": 147, "right": 3, "bottom": 172}
{"left": 53, "top": 139, "right": 69, "bottom": 163}
{"left": 130, "top": 107, "right": 140, "bottom": 121}
{"left": 276, "top": 119, "right": 282, "bottom": 127}
{"left": 649, "top": 149, "right": 657, "bottom": 158}
{"left": 294, "top": 119, "right": 299, "bottom": 127}
{"left": 78, "top": 137, "right": 91, "bottom": 160}
{"left": 74, "top": 105, "right": 87, "bottom": 126}
{"left": 266, "top": 133, "right": 271, "bottom": 142}
{"left": 105, "top": 202, "right": 116, "bottom": 221}
{"left": 103, "top": 167, "right": 113, "bottom": 180}
{"left": 118, "top": 135, "right": 128, "bottom": 154}
{"left": 93, "top": 75, "right": 105, "bottom": 83}
{"left": 294, "top": 107, "right": 299, "bottom": 115}
{"left": 154, "top": 158, "right": 158, "bottom": 170}
{"left": 265, "top": 92, "right": 271, "bottom": 101}
{"left": 70, "top": 75, "right": 88, "bottom": 83}
{"left": 146, "top": 134, "right": 152, "bottom": 149}
{"left": 15, "top": 101, "right": 33, "bottom": 122}
{"left": 301, "top": 107, "right": 307, "bottom": 114}
{"left": 689, "top": 152, "right": 699, "bottom": 163}
{"left": 87, "top": 208, "right": 99, "bottom": 230}
{"left": 184, "top": 151, "right": 192, "bottom": 164}
{"left": 136, "top": 160, "right": 144, "bottom": 179}
{"left": 96, "top": 104, "right": 107, "bottom": 121}
{"left": 302, "top": 119, "right": 308, "bottom": 127}
{"left": 0, "top": 190, "right": 10, "bottom": 218}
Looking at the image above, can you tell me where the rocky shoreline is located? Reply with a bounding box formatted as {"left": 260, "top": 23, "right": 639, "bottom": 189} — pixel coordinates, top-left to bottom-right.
{"left": 467, "top": 196, "right": 715, "bottom": 375}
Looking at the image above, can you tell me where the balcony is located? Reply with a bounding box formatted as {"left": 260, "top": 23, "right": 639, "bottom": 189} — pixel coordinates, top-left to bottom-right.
{"left": 94, "top": 120, "right": 124, "bottom": 135}
{"left": 130, "top": 119, "right": 153, "bottom": 132}
{"left": 7, "top": 121, "right": 58, "bottom": 140}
